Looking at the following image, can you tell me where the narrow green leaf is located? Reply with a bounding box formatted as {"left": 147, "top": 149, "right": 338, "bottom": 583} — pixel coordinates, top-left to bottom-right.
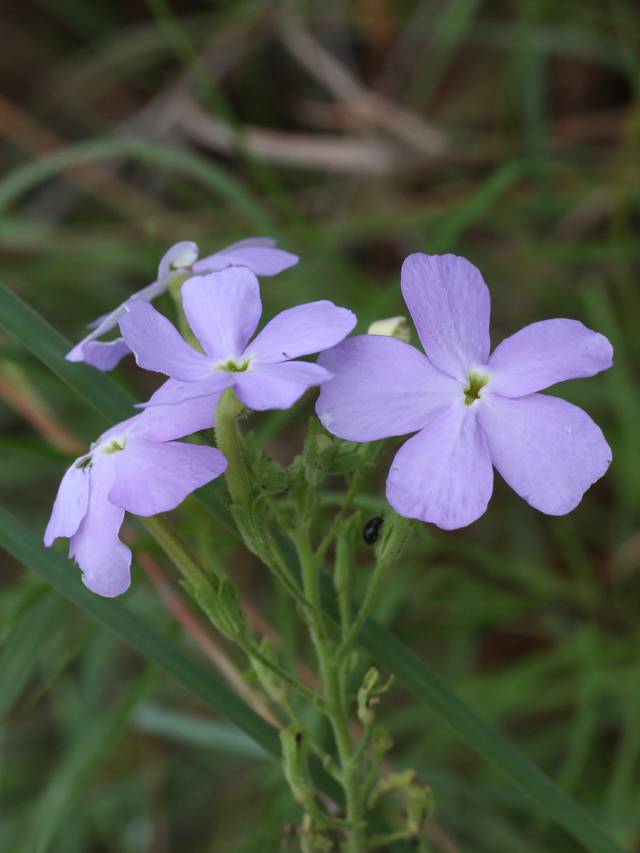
{"left": 0, "top": 504, "right": 279, "bottom": 759}
{"left": 132, "top": 702, "right": 267, "bottom": 758}
{"left": 0, "top": 590, "right": 63, "bottom": 718}
{"left": 0, "top": 281, "right": 623, "bottom": 852}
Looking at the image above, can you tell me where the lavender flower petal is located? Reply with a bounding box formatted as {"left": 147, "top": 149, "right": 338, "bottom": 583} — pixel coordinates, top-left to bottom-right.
{"left": 244, "top": 301, "right": 356, "bottom": 363}
{"left": 401, "top": 253, "right": 491, "bottom": 382}
{"left": 109, "top": 439, "right": 227, "bottom": 516}
{"left": 131, "top": 379, "right": 220, "bottom": 441}
{"left": 137, "top": 375, "right": 233, "bottom": 409}
{"left": 69, "top": 458, "right": 131, "bottom": 597}
{"left": 44, "top": 462, "right": 91, "bottom": 546}
{"left": 316, "top": 335, "right": 460, "bottom": 441}
{"left": 386, "top": 403, "right": 494, "bottom": 529}
{"left": 67, "top": 338, "right": 132, "bottom": 371}
{"left": 181, "top": 269, "right": 262, "bottom": 359}
{"left": 195, "top": 237, "right": 299, "bottom": 277}
{"left": 488, "top": 319, "right": 614, "bottom": 397}
{"left": 120, "top": 300, "right": 212, "bottom": 380}
{"left": 478, "top": 392, "right": 612, "bottom": 515}
{"left": 234, "top": 361, "right": 331, "bottom": 410}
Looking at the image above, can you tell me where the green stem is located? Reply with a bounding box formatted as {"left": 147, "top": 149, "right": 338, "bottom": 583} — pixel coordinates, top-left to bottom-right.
{"left": 293, "top": 528, "right": 367, "bottom": 852}
{"left": 143, "top": 515, "right": 213, "bottom": 590}
{"left": 215, "top": 388, "right": 251, "bottom": 506}
{"left": 336, "top": 554, "right": 387, "bottom": 665}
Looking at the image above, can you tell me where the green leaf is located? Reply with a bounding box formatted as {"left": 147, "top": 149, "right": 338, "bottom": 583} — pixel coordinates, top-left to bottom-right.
{"left": 132, "top": 702, "right": 267, "bottom": 759}
{"left": 0, "top": 280, "right": 623, "bottom": 853}
{"left": 0, "top": 503, "right": 279, "bottom": 759}
{"left": 0, "top": 589, "right": 63, "bottom": 718}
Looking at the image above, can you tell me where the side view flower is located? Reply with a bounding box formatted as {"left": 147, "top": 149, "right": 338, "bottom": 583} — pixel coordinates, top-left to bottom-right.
{"left": 44, "top": 381, "right": 226, "bottom": 596}
{"left": 317, "top": 253, "right": 613, "bottom": 529}
{"left": 119, "top": 266, "right": 357, "bottom": 411}
{"left": 66, "top": 237, "right": 299, "bottom": 371}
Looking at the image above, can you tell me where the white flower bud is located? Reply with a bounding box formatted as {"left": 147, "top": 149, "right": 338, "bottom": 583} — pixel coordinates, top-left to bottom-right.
{"left": 367, "top": 315, "right": 411, "bottom": 343}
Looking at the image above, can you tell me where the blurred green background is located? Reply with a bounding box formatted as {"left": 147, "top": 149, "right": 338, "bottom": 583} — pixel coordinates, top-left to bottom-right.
{"left": 1, "top": 1, "right": 639, "bottom": 851}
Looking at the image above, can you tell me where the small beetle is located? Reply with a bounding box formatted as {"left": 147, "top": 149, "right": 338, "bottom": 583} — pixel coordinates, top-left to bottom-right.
{"left": 363, "top": 516, "right": 384, "bottom": 545}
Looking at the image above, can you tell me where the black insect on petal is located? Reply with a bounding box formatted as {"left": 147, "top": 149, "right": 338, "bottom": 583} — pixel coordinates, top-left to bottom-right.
{"left": 363, "top": 516, "right": 384, "bottom": 545}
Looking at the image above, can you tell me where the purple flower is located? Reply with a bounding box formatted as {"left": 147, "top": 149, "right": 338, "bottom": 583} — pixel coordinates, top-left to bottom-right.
{"left": 66, "top": 238, "right": 299, "bottom": 371}
{"left": 316, "top": 253, "right": 613, "bottom": 529}
{"left": 44, "top": 380, "right": 226, "bottom": 597}
{"left": 119, "top": 267, "right": 357, "bottom": 411}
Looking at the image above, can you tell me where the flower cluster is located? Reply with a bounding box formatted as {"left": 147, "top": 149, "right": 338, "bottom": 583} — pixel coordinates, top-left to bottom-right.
{"left": 46, "top": 240, "right": 613, "bottom": 596}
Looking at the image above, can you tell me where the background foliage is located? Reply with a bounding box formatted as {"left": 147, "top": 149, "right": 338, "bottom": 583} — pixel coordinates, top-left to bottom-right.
{"left": 1, "top": 1, "right": 639, "bottom": 851}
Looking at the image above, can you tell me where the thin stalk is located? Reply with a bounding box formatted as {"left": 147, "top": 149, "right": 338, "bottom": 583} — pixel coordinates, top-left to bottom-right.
{"left": 143, "top": 515, "right": 213, "bottom": 590}
{"left": 292, "top": 528, "right": 367, "bottom": 852}
{"left": 336, "top": 554, "right": 388, "bottom": 665}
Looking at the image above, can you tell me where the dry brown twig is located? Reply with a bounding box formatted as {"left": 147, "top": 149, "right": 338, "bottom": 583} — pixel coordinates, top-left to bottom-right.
{"left": 278, "top": 19, "right": 449, "bottom": 159}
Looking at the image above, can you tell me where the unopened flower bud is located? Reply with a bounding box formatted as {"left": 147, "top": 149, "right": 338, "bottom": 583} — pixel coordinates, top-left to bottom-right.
{"left": 367, "top": 315, "right": 411, "bottom": 343}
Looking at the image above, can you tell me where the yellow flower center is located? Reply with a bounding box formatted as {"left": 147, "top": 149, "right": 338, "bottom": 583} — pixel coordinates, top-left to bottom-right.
{"left": 463, "top": 372, "right": 489, "bottom": 406}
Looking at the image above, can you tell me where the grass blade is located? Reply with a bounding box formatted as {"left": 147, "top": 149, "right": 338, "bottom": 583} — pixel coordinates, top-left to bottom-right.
{"left": 0, "top": 590, "right": 63, "bottom": 718}
{"left": 0, "top": 503, "right": 279, "bottom": 759}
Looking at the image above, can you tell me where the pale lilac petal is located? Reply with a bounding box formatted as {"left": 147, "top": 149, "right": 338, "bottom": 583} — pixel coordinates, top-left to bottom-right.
{"left": 156, "top": 241, "right": 199, "bottom": 281}
{"left": 69, "top": 459, "right": 131, "bottom": 597}
{"left": 109, "top": 439, "right": 227, "bottom": 517}
{"left": 69, "top": 338, "right": 131, "bottom": 371}
{"left": 194, "top": 237, "right": 298, "bottom": 276}
{"left": 119, "top": 300, "right": 212, "bottom": 380}
{"left": 316, "top": 335, "right": 460, "bottom": 441}
{"left": 130, "top": 379, "right": 219, "bottom": 441}
{"left": 181, "top": 269, "right": 262, "bottom": 359}
{"left": 488, "top": 319, "right": 614, "bottom": 397}
{"left": 44, "top": 462, "right": 91, "bottom": 546}
{"left": 401, "top": 253, "right": 491, "bottom": 382}
{"left": 478, "top": 393, "right": 611, "bottom": 515}
{"left": 235, "top": 361, "right": 330, "bottom": 411}
{"left": 386, "top": 403, "right": 493, "bottom": 529}
{"left": 244, "top": 302, "right": 356, "bottom": 363}
{"left": 221, "top": 237, "right": 277, "bottom": 249}
{"left": 137, "top": 375, "right": 233, "bottom": 409}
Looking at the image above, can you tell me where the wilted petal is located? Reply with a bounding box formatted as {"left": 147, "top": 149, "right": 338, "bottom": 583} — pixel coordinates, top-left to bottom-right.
{"left": 478, "top": 392, "right": 611, "bottom": 515}
{"left": 110, "top": 439, "right": 227, "bottom": 516}
{"left": 44, "top": 462, "right": 91, "bottom": 546}
{"left": 401, "top": 253, "right": 491, "bottom": 382}
{"left": 181, "top": 268, "right": 262, "bottom": 360}
{"left": 69, "top": 459, "right": 131, "bottom": 597}
{"left": 120, "top": 300, "right": 212, "bottom": 381}
{"left": 316, "top": 335, "right": 460, "bottom": 441}
{"left": 488, "top": 319, "right": 614, "bottom": 397}
{"left": 386, "top": 403, "right": 493, "bottom": 529}
{"left": 235, "top": 361, "right": 330, "bottom": 410}
{"left": 194, "top": 237, "right": 298, "bottom": 277}
{"left": 131, "top": 378, "right": 219, "bottom": 441}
